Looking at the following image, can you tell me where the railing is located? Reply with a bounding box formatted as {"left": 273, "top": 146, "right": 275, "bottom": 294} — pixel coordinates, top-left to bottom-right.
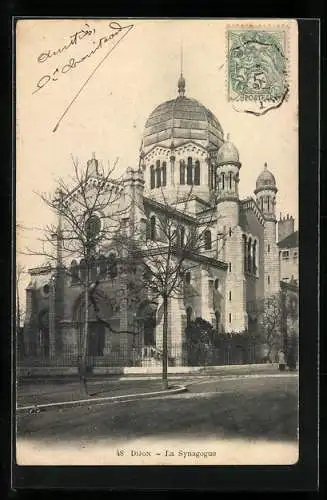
{"left": 17, "top": 339, "right": 262, "bottom": 369}
{"left": 141, "top": 345, "right": 162, "bottom": 360}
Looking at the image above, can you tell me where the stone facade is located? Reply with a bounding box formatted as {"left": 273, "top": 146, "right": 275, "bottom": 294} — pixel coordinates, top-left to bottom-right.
{"left": 23, "top": 74, "right": 298, "bottom": 366}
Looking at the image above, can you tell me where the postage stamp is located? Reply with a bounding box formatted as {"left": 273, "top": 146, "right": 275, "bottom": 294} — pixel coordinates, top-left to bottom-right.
{"left": 227, "top": 28, "right": 288, "bottom": 113}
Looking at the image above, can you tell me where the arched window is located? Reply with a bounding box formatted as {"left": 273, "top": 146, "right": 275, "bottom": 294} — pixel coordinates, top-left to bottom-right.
{"left": 267, "top": 196, "right": 270, "bottom": 212}
{"left": 252, "top": 240, "right": 257, "bottom": 274}
{"left": 97, "top": 255, "right": 107, "bottom": 278}
{"left": 261, "top": 197, "right": 264, "bottom": 211}
{"left": 70, "top": 259, "right": 79, "bottom": 284}
{"left": 80, "top": 258, "right": 87, "bottom": 282}
{"left": 194, "top": 160, "right": 200, "bottom": 185}
{"left": 229, "top": 262, "right": 232, "bottom": 272}
{"left": 187, "top": 157, "right": 193, "bottom": 185}
{"left": 185, "top": 272, "right": 191, "bottom": 285}
{"left": 150, "top": 215, "right": 156, "bottom": 241}
{"left": 214, "top": 278, "right": 219, "bottom": 290}
{"left": 186, "top": 306, "right": 193, "bottom": 326}
{"left": 247, "top": 238, "right": 252, "bottom": 273}
{"left": 89, "top": 256, "right": 97, "bottom": 281}
{"left": 162, "top": 162, "right": 167, "bottom": 187}
{"left": 150, "top": 165, "right": 155, "bottom": 189}
{"left": 229, "top": 172, "right": 232, "bottom": 189}
{"left": 156, "top": 161, "right": 161, "bottom": 187}
{"left": 180, "top": 160, "right": 185, "bottom": 185}
{"left": 242, "top": 234, "right": 247, "bottom": 272}
{"left": 229, "top": 227, "right": 232, "bottom": 237}
{"left": 180, "top": 226, "right": 185, "bottom": 247}
{"left": 215, "top": 310, "right": 220, "bottom": 333}
{"left": 204, "top": 230, "right": 212, "bottom": 250}
{"left": 108, "top": 253, "right": 117, "bottom": 279}
{"left": 229, "top": 291, "right": 232, "bottom": 301}
{"left": 209, "top": 165, "right": 213, "bottom": 189}
{"left": 268, "top": 275, "right": 270, "bottom": 285}
{"left": 221, "top": 172, "right": 225, "bottom": 190}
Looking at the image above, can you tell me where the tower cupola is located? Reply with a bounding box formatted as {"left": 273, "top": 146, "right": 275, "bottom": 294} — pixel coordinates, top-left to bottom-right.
{"left": 216, "top": 134, "right": 241, "bottom": 200}
{"left": 254, "top": 162, "right": 278, "bottom": 219}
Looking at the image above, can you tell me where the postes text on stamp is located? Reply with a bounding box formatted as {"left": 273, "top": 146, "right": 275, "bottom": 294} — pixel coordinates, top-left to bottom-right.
{"left": 227, "top": 28, "right": 288, "bottom": 114}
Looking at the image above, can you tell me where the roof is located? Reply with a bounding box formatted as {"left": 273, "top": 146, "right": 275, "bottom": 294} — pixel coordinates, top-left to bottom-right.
{"left": 143, "top": 96, "right": 224, "bottom": 151}
{"left": 217, "top": 136, "right": 240, "bottom": 165}
{"left": 278, "top": 230, "right": 298, "bottom": 248}
{"left": 255, "top": 163, "right": 277, "bottom": 194}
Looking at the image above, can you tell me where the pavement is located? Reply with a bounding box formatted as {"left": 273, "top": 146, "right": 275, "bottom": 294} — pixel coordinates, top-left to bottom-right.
{"left": 16, "top": 363, "right": 297, "bottom": 411}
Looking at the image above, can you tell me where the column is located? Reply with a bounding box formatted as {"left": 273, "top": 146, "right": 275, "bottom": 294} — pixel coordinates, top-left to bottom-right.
{"left": 170, "top": 155, "right": 175, "bottom": 186}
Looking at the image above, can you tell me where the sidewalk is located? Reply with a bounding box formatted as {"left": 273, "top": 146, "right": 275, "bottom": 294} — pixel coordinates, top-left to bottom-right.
{"left": 17, "top": 363, "right": 296, "bottom": 407}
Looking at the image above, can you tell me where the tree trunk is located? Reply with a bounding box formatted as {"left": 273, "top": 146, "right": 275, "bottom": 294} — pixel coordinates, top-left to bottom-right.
{"left": 162, "top": 295, "right": 169, "bottom": 390}
{"left": 80, "top": 279, "right": 89, "bottom": 396}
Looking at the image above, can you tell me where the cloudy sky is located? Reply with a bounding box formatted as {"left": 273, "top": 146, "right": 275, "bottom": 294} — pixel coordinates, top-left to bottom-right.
{"left": 16, "top": 19, "right": 298, "bottom": 299}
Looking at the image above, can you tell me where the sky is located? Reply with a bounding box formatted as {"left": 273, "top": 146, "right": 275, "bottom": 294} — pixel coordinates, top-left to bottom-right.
{"left": 16, "top": 19, "right": 299, "bottom": 307}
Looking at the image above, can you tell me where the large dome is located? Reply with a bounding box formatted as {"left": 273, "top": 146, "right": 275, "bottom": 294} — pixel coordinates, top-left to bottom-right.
{"left": 143, "top": 95, "right": 224, "bottom": 151}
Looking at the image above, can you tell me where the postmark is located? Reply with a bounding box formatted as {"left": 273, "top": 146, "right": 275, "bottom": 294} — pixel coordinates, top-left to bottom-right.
{"left": 227, "top": 27, "right": 289, "bottom": 115}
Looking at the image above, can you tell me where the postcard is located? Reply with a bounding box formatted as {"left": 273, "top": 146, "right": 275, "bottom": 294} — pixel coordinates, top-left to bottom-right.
{"left": 15, "top": 18, "right": 299, "bottom": 467}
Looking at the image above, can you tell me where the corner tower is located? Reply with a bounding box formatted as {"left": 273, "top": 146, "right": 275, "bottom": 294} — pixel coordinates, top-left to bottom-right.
{"left": 216, "top": 135, "right": 246, "bottom": 333}
{"left": 254, "top": 163, "right": 280, "bottom": 297}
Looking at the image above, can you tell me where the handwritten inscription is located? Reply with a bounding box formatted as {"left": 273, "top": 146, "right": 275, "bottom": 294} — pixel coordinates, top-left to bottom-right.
{"left": 33, "top": 22, "right": 134, "bottom": 95}
{"left": 37, "top": 23, "right": 96, "bottom": 63}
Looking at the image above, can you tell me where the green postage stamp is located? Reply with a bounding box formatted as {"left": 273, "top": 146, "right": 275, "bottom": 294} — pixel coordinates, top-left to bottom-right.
{"left": 227, "top": 28, "right": 288, "bottom": 112}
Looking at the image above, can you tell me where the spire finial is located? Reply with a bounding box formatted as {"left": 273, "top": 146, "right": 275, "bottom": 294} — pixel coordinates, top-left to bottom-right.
{"left": 226, "top": 133, "right": 230, "bottom": 141}
{"left": 92, "top": 152, "right": 96, "bottom": 159}
{"left": 178, "top": 42, "right": 186, "bottom": 97}
{"left": 264, "top": 162, "right": 268, "bottom": 169}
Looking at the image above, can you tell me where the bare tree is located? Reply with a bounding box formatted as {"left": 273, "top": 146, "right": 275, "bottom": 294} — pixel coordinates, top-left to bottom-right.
{"left": 21, "top": 155, "right": 134, "bottom": 395}
{"left": 257, "top": 293, "right": 283, "bottom": 361}
{"left": 119, "top": 186, "right": 230, "bottom": 390}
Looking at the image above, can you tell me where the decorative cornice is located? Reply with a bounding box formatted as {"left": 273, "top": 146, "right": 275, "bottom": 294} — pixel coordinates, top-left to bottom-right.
{"left": 216, "top": 160, "right": 241, "bottom": 169}
{"left": 254, "top": 185, "right": 278, "bottom": 195}
{"left": 143, "top": 196, "right": 196, "bottom": 224}
{"left": 134, "top": 246, "right": 228, "bottom": 271}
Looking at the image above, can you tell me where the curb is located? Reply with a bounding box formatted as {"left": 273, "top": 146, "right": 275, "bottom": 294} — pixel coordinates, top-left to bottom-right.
{"left": 17, "top": 385, "right": 188, "bottom": 413}
{"left": 18, "top": 372, "right": 298, "bottom": 383}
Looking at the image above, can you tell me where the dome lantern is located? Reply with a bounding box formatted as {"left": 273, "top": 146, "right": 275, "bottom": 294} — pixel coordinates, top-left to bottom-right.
{"left": 178, "top": 73, "right": 186, "bottom": 97}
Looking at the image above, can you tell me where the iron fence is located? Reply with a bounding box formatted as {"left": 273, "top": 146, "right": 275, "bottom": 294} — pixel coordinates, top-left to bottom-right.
{"left": 17, "top": 340, "right": 260, "bottom": 368}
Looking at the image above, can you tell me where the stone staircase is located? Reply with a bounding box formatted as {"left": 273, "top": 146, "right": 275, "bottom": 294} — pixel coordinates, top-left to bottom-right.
{"left": 140, "top": 345, "right": 163, "bottom": 367}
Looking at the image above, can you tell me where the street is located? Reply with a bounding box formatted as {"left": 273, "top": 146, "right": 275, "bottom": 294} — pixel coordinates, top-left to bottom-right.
{"left": 16, "top": 374, "right": 298, "bottom": 465}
